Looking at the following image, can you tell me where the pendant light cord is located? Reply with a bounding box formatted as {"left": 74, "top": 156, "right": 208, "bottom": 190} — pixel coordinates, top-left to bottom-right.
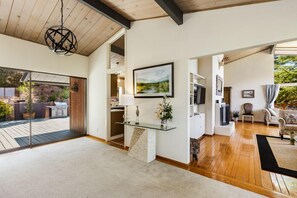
{"left": 60, "top": 0, "right": 64, "bottom": 27}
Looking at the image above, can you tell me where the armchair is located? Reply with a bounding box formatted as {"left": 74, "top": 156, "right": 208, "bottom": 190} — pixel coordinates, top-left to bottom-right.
{"left": 278, "top": 109, "right": 297, "bottom": 140}
{"left": 242, "top": 103, "right": 254, "bottom": 123}
{"left": 262, "top": 108, "right": 279, "bottom": 126}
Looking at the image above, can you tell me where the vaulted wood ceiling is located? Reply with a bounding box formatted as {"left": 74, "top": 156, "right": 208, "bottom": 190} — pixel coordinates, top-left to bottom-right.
{"left": 0, "top": 0, "right": 276, "bottom": 56}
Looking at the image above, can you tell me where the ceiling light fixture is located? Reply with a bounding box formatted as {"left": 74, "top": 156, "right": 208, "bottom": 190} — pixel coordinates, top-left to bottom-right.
{"left": 44, "top": 0, "right": 78, "bottom": 56}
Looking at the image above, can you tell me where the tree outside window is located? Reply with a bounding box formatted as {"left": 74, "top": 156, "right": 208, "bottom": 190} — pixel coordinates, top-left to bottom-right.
{"left": 274, "top": 56, "right": 297, "bottom": 109}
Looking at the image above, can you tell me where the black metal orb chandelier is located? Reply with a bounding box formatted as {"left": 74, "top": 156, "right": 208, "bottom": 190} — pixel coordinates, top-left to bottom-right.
{"left": 44, "top": 0, "right": 78, "bottom": 56}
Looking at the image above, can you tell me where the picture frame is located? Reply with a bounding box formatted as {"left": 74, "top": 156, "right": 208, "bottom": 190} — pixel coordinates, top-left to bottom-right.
{"left": 133, "top": 62, "right": 174, "bottom": 98}
{"left": 242, "top": 90, "right": 255, "bottom": 98}
{"left": 216, "top": 75, "right": 223, "bottom": 96}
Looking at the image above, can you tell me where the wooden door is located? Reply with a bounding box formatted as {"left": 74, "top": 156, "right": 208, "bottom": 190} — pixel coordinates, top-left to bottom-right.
{"left": 224, "top": 87, "right": 232, "bottom": 120}
{"left": 70, "top": 77, "right": 86, "bottom": 134}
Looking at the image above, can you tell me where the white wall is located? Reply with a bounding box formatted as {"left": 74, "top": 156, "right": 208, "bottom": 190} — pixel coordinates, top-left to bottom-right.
{"left": 88, "top": 43, "right": 108, "bottom": 139}
{"left": 87, "top": 0, "right": 297, "bottom": 164}
{"left": 189, "top": 59, "right": 198, "bottom": 74}
{"left": 199, "top": 55, "right": 224, "bottom": 135}
{"left": 0, "top": 34, "right": 88, "bottom": 77}
{"left": 224, "top": 50, "right": 274, "bottom": 122}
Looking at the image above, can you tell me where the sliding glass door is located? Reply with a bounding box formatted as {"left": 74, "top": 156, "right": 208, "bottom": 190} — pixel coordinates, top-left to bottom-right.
{"left": 0, "top": 68, "right": 86, "bottom": 153}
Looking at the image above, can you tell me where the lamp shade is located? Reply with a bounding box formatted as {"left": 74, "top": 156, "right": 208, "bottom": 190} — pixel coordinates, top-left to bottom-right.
{"left": 119, "top": 94, "right": 134, "bottom": 106}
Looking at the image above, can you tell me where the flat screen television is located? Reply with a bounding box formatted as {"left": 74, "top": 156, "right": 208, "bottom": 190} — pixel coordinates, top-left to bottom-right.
{"left": 194, "top": 84, "right": 206, "bottom": 104}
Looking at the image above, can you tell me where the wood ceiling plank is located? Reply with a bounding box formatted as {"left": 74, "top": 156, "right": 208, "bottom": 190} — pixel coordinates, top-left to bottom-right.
{"left": 75, "top": 17, "right": 113, "bottom": 54}
{"left": 21, "top": 0, "right": 49, "bottom": 40}
{"left": 81, "top": 23, "right": 121, "bottom": 55}
{"left": 63, "top": 1, "right": 92, "bottom": 31}
{"left": 81, "top": 0, "right": 131, "bottom": 29}
{"left": 14, "top": 0, "right": 37, "bottom": 38}
{"left": 72, "top": 10, "right": 103, "bottom": 45}
{"left": 76, "top": 17, "right": 120, "bottom": 55}
{"left": 5, "top": 0, "right": 26, "bottom": 36}
{"left": 29, "top": 0, "right": 59, "bottom": 41}
{"left": 0, "top": 0, "right": 14, "bottom": 34}
{"left": 36, "top": 0, "right": 74, "bottom": 44}
{"left": 101, "top": 0, "right": 166, "bottom": 20}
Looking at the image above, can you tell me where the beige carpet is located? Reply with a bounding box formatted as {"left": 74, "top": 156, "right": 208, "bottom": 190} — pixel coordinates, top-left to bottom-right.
{"left": 267, "top": 137, "right": 297, "bottom": 171}
{"left": 0, "top": 137, "right": 264, "bottom": 198}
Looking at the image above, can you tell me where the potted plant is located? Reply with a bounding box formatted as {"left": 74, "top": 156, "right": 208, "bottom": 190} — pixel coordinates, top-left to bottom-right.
{"left": 233, "top": 111, "right": 239, "bottom": 122}
{"left": 23, "top": 98, "right": 35, "bottom": 120}
{"left": 70, "top": 81, "right": 79, "bottom": 93}
{"left": 155, "top": 95, "right": 173, "bottom": 127}
{"left": 17, "top": 82, "right": 36, "bottom": 120}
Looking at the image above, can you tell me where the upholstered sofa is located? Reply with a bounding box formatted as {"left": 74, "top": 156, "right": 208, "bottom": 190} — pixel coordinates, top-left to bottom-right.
{"left": 278, "top": 109, "right": 297, "bottom": 139}
{"left": 263, "top": 108, "right": 280, "bottom": 126}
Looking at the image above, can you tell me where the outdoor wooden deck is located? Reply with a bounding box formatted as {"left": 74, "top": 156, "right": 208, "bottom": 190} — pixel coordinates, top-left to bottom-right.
{"left": 0, "top": 117, "right": 81, "bottom": 152}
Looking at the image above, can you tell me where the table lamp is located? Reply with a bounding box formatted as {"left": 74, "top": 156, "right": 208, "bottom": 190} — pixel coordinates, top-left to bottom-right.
{"left": 119, "top": 94, "right": 134, "bottom": 123}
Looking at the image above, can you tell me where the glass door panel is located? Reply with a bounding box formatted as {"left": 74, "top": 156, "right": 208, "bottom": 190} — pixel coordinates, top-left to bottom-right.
{"left": 30, "top": 72, "right": 75, "bottom": 145}
{"left": 0, "top": 68, "right": 30, "bottom": 152}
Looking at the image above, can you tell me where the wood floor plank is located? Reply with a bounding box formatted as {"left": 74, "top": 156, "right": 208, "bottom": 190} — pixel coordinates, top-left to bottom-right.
{"left": 271, "top": 173, "right": 281, "bottom": 193}
{"left": 235, "top": 155, "right": 250, "bottom": 183}
{"left": 0, "top": 141, "right": 5, "bottom": 151}
{"left": 0, "top": 131, "right": 13, "bottom": 149}
{"left": 253, "top": 134, "right": 263, "bottom": 187}
{"left": 0, "top": 129, "right": 19, "bottom": 148}
{"left": 249, "top": 153, "right": 256, "bottom": 185}
{"left": 276, "top": 174, "right": 290, "bottom": 196}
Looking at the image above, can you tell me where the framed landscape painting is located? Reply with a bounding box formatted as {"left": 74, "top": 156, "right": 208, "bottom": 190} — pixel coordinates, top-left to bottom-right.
{"left": 242, "top": 90, "right": 255, "bottom": 98}
{"left": 133, "top": 62, "right": 174, "bottom": 98}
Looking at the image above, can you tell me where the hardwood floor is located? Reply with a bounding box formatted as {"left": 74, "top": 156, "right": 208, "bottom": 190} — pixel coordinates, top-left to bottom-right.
{"left": 190, "top": 122, "right": 297, "bottom": 198}
{"left": 110, "top": 136, "right": 124, "bottom": 145}
{"left": 109, "top": 136, "right": 124, "bottom": 147}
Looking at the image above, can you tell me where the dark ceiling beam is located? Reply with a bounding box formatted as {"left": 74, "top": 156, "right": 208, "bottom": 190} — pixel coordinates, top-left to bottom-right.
{"left": 111, "top": 45, "right": 125, "bottom": 56}
{"left": 269, "top": 45, "right": 276, "bottom": 54}
{"left": 155, "top": 0, "right": 183, "bottom": 25}
{"left": 80, "top": 0, "right": 131, "bottom": 29}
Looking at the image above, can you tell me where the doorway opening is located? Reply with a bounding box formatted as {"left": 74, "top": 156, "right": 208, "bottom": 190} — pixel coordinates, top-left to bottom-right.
{"left": 107, "top": 34, "right": 126, "bottom": 147}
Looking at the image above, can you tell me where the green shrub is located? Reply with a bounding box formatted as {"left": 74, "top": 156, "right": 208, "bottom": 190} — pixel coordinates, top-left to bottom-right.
{"left": 0, "top": 101, "right": 13, "bottom": 121}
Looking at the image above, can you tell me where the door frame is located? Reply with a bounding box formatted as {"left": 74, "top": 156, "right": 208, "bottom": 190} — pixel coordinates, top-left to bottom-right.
{"left": 106, "top": 30, "right": 126, "bottom": 142}
{"left": 0, "top": 66, "right": 87, "bottom": 154}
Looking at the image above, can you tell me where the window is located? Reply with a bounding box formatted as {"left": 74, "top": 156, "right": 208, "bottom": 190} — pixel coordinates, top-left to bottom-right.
{"left": 274, "top": 56, "right": 297, "bottom": 109}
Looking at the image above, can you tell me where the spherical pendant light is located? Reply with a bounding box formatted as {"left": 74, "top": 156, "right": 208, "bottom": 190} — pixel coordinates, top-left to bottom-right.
{"left": 44, "top": 25, "right": 78, "bottom": 56}
{"left": 44, "top": 0, "right": 78, "bottom": 56}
